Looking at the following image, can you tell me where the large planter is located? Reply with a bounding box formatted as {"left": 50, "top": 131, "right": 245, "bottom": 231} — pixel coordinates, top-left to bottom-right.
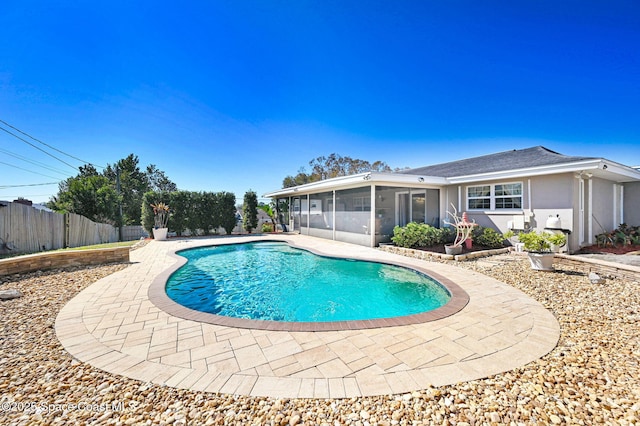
{"left": 153, "top": 227, "right": 168, "bottom": 241}
{"left": 445, "top": 244, "right": 463, "bottom": 255}
{"left": 527, "top": 252, "right": 555, "bottom": 271}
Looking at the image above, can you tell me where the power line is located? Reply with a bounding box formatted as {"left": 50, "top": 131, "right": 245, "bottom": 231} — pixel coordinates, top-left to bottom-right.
{"left": 0, "top": 147, "right": 70, "bottom": 176}
{"left": 0, "top": 126, "right": 80, "bottom": 171}
{"left": 0, "top": 119, "right": 105, "bottom": 169}
{"left": 0, "top": 182, "right": 59, "bottom": 189}
{"left": 0, "top": 160, "right": 64, "bottom": 180}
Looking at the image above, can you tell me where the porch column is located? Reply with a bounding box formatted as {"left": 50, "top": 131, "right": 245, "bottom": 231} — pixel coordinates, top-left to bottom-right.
{"left": 306, "top": 194, "right": 310, "bottom": 235}
{"left": 332, "top": 190, "right": 336, "bottom": 241}
{"left": 370, "top": 184, "right": 376, "bottom": 247}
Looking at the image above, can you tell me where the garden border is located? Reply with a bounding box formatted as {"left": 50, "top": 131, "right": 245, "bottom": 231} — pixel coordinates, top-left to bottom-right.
{"left": 0, "top": 247, "right": 130, "bottom": 276}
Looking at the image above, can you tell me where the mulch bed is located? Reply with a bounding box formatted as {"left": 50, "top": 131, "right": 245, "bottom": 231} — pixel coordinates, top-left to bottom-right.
{"left": 575, "top": 244, "right": 640, "bottom": 255}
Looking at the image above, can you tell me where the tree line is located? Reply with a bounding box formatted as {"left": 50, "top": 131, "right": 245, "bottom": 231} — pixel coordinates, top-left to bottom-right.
{"left": 45, "top": 151, "right": 395, "bottom": 236}
{"left": 282, "top": 153, "right": 403, "bottom": 188}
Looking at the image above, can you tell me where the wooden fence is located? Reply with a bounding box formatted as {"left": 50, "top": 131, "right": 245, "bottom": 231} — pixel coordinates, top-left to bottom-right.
{"left": 0, "top": 202, "right": 118, "bottom": 255}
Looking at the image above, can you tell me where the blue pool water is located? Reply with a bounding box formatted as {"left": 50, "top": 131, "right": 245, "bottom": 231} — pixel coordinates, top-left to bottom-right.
{"left": 166, "top": 242, "right": 450, "bottom": 322}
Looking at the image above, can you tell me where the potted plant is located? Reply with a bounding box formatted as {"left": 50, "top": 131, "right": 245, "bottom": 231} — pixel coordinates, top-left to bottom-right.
{"left": 443, "top": 204, "right": 477, "bottom": 255}
{"left": 514, "top": 230, "right": 566, "bottom": 271}
{"left": 151, "top": 202, "right": 170, "bottom": 240}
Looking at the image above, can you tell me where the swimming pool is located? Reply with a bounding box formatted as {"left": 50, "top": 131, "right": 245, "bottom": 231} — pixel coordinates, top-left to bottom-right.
{"left": 166, "top": 241, "right": 451, "bottom": 323}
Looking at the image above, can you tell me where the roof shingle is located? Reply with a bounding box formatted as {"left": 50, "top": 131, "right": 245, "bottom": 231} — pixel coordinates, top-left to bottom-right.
{"left": 400, "top": 146, "right": 596, "bottom": 177}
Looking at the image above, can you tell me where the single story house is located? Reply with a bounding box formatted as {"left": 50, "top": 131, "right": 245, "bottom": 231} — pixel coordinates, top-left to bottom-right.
{"left": 264, "top": 146, "right": 640, "bottom": 252}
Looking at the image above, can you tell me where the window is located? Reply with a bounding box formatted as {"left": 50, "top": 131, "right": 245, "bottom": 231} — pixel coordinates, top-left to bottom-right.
{"left": 353, "top": 196, "right": 371, "bottom": 211}
{"left": 467, "top": 182, "right": 522, "bottom": 210}
{"left": 467, "top": 185, "right": 491, "bottom": 209}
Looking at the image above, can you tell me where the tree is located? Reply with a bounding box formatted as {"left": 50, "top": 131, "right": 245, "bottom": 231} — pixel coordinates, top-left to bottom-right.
{"left": 146, "top": 164, "right": 178, "bottom": 192}
{"left": 258, "top": 202, "right": 277, "bottom": 232}
{"left": 48, "top": 165, "right": 119, "bottom": 224}
{"left": 281, "top": 154, "right": 394, "bottom": 187}
{"left": 219, "top": 192, "right": 237, "bottom": 235}
{"left": 103, "top": 154, "right": 151, "bottom": 226}
{"left": 50, "top": 154, "right": 176, "bottom": 227}
{"left": 243, "top": 190, "right": 258, "bottom": 233}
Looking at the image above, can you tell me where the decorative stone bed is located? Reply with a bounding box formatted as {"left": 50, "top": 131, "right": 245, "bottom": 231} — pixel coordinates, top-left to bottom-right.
{"left": 379, "top": 244, "right": 640, "bottom": 282}
{"left": 378, "top": 244, "right": 510, "bottom": 261}
{"left": 0, "top": 247, "right": 130, "bottom": 276}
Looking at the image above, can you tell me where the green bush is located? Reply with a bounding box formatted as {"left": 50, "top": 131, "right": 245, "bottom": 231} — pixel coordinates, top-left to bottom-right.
{"left": 392, "top": 222, "right": 427, "bottom": 248}
{"left": 473, "top": 226, "right": 507, "bottom": 249}
{"left": 392, "top": 223, "right": 453, "bottom": 248}
{"left": 262, "top": 223, "right": 274, "bottom": 233}
{"left": 436, "top": 227, "right": 456, "bottom": 245}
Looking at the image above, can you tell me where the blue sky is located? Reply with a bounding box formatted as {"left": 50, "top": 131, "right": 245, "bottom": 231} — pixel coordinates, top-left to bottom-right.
{"left": 1, "top": 1, "right": 639, "bottom": 204}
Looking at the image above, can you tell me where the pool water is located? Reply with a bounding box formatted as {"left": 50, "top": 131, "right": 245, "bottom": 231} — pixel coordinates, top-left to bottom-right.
{"left": 166, "top": 242, "right": 450, "bottom": 322}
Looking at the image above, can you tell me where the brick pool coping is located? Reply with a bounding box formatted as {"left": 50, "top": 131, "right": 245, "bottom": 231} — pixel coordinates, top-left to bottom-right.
{"left": 148, "top": 240, "right": 470, "bottom": 332}
{"left": 56, "top": 235, "right": 560, "bottom": 398}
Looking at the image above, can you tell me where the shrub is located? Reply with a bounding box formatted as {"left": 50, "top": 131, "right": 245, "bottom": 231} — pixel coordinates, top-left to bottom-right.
{"left": 473, "top": 226, "right": 507, "bottom": 249}
{"left": 517, "top": 230, "right": 566, "bottom": 253}
{"left": 262, "top": 223, "right": 274, "bottom": 233}
{"left": 596, "top": 223, "right": 640, "bottom": 247}
{"left": 392, "top": 223, "right": 426, "bottom": 248}
{"left": 436, "top": 227, "right": 456, "bottom": 245}
{"left": 392, "top": 223, "right": 452, "bottom": 248}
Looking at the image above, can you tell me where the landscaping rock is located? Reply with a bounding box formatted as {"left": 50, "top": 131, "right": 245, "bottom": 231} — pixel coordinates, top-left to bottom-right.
{"left": 0, "top": 288, "right": 22, "bottom": 300}
{"left": 0, "top": 257, "right": 638, "bottom": 424}
{"left": 589, "top": 272, "right": 605, "bottom": 284}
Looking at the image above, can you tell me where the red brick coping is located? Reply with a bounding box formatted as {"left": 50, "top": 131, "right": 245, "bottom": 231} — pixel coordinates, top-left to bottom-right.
{"left": 0, "top": 247, "right": 130, "bottom": 276}
{"left": 148, "top": 240, "right": 470, "bottom": 332}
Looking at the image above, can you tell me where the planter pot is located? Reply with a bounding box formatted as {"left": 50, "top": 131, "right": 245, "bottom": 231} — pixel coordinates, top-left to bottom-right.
{"left": 527, "top": 252, "right": 555, "bottom": 271}
{"left": 445, "top": 244, "right": 463, "bottom": 255}
{"left": 153, "top": 227, "right": 168, "bottom": 241}
{"left": 465, "top": 238, "right": 473, "bottom": 249}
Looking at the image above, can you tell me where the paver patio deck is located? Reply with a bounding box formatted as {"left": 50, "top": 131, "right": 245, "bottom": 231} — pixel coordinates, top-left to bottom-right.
{"left": 56, "top": 235, "right": 559, "bottom": 398}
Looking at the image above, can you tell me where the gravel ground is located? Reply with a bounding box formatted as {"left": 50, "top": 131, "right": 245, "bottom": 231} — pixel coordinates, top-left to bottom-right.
{"left": 0, "top": 256, "right": 639, "bottom": 425}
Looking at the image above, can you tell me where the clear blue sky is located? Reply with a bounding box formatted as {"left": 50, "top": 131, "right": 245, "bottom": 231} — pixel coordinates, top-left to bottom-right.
{"left": 1, "top": 1, "right": 639, "bottom": 204}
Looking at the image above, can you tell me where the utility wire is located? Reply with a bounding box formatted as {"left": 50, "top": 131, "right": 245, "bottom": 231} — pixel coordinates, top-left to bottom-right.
{"left": 0, "top": 182, "right": 59, "bottom": 189}
{"left": 0, "top": 126, "right": 80, "bottom": 171}
{"left": 0, "top": 160, "right": 64, "bottom": 180}
{"left": 0, "top": 147, "right": 70, "bottom": 176}
{"left": 0, "top": 119, "right": 105, "bottom": 169}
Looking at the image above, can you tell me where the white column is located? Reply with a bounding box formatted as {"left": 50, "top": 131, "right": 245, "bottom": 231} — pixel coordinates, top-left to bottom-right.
{"left": 613, "top": 184, "right": 618, "bottom": 229}
{"left": 332, "top": 190, "right": 336, "bottom": 241}
{"left": 306, "top": 194, "right": 310, "bottom": 235}
{"left": 370, "top": 184, "right": 376, "bottom": 247}
{"left": 588, "top": 178, "right": 593, "bottom": 244}
{"left": 620, "top": 185, "right": 625, "bottom": 225}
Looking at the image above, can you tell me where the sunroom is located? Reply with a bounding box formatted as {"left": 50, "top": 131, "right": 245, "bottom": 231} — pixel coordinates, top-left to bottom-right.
{"left": 264, "top": 172, "right": 447, "bottom": 247}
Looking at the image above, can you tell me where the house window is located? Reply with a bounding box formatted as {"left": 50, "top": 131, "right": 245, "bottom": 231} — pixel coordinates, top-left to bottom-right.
{"left": 467, "top": 182, "right": 522, "bottom": 210}
{"left": 353, "top": 196, "right": 371, "bottom": 211}
{"left": 467, "top": 185, "right": 491, "bottom": 209}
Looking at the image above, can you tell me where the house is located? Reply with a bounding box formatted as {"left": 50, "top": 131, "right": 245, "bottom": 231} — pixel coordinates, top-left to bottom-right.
{"left": 264, "top": 146, "right": 640, "bottom": 252}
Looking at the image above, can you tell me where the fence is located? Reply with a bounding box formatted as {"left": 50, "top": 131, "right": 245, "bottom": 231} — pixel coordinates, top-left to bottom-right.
{"left": 121, "top": 225, "right": 149, "bottom": 241}
{"left": 0, "top": 202, "right": 119, "bottom": 255}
